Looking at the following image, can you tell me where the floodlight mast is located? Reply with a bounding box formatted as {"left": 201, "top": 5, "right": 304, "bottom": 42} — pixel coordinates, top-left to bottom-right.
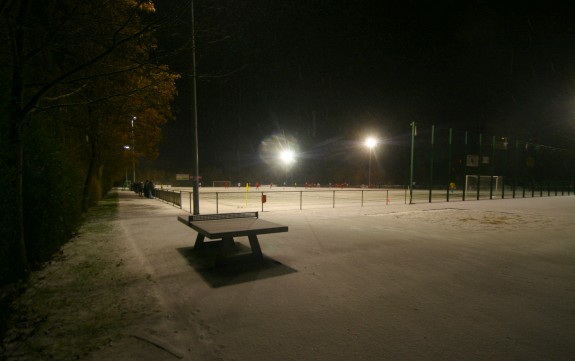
{"left": 280, "top": 149, "right": 296, "bottom": 185}
{"left": 409, "top": 122, "right": 416, "bottom": 204}
{"left": 131, "top": 117, "right": 136, "bottom": 184}
{"left": 191, "top": 0, "right": 200, "bottom": 215}
{"left": 365, "top": 137, "right": 377, "bottom": 188}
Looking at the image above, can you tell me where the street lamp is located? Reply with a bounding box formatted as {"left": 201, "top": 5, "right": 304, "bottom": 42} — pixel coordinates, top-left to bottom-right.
{"left": 191, "top": 0, "right": 200, "bottom": 215}
{"left": 131, "top": 116, "right": 136, "bottom": 184}
{"left": 123, "top": 145, "right": 130, "bottom": 189}
{"left": 365, "top": 137, "right": 377, "bottom": 188}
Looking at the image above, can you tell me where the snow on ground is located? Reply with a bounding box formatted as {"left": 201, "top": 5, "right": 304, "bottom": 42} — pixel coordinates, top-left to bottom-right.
{"left": 6, "top": 190, "right": 575, "bottom": 360}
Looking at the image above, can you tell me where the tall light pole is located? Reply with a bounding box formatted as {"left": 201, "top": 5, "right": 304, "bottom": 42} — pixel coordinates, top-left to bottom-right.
{"left": 409, "top": 122, "right": 416, "bottom": 204}
{"left": 131, "top": 116, "right": 136, "bottom": 184}
{"left": 191, "top": 0, "right": 200, "bottom": 215}
{"left": 365, "top": 137, "right": 377, "bottom": 188}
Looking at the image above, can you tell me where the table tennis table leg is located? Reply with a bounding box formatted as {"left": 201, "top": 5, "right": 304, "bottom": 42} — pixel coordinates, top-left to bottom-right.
{"left": 248, "top": 235, "right": 263, "bottom": 259}
{"left": 219, "top": 237, "right": 235, "bottom": 257}
{"left": 194, "top": 233, "right": 205, "bottom": 249}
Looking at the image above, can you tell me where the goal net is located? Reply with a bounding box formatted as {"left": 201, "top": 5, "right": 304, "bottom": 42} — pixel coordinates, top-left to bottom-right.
{"left": 465, "top": 175, "right": 503, "bottom": 193}
{"left": 212, "top": 180, "right": 231, "bottom": 188}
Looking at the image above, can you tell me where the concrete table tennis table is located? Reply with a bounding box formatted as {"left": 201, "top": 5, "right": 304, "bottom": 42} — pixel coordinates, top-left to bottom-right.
{"left": 177, "top": 212, "right": 288, "bottom": 265}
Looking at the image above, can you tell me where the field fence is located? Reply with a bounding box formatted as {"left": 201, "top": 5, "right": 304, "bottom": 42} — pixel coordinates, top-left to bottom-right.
{"left": 152, "top": 184, "right": 573, "bottom": 214}
{"left": 408, "top": 125, "right": 575, "bottom": 203}
{"left": 155, "top": 188, "right": 396, "bottom": 213}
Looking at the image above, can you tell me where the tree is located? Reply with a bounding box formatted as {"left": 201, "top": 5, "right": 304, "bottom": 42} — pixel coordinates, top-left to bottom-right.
{"left": 0, "top": 0, "right": 178, "bottom": 275}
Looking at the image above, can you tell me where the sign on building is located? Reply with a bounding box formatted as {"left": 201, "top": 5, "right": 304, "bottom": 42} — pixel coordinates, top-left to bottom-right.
{"left": 466, "top": 155, "right": 490, "bottom": 167}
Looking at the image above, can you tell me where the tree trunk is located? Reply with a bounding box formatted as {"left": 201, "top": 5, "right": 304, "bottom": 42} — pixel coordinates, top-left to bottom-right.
{"left": 8, "top": 0, "right": 32, "bottom": 273}
{"left": 9, "top": 110, "right": 29, "bottom": 272}
{"left": 82, "top": 134, "right": 98, "bottom": 212}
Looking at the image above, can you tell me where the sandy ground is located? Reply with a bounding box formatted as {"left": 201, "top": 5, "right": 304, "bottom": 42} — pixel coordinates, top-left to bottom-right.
{"left": 3, "top": 190, "right": 575, "bottom": 360}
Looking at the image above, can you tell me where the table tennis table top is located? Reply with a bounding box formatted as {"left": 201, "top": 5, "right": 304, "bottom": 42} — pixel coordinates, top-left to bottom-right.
{"left": 178, "top": 215, "right": 288, "bottom": 239}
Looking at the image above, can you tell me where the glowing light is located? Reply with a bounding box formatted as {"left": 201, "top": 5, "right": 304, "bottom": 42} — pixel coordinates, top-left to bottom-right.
{"left": 280, "top": 149, "right": 295, "bottom": 164}
{"left": 258, "top": 133, "right": 299, "bottom": 168}
{"left": 365, "top": 137, "right": 377, "bottom": 149}
{"left": 364, "top": 136, "right": 379, "bottom": 188}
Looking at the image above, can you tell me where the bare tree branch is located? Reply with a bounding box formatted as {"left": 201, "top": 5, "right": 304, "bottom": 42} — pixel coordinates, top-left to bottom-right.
{"left": 36, "top": 75, "right": 174, "bottom": 111}
{"left": 21, "top": 8, "right": 158, "bottom": 116}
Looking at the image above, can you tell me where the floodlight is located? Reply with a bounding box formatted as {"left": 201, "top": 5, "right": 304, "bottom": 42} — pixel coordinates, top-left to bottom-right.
{"left": 364, "top": 136, "right": 378, "bottom": 188}
{"left": 365, "top": 137, "right": 377, "bottom": 149}
{"left": 280, "top": 149, "right": 295, "bottom": 164}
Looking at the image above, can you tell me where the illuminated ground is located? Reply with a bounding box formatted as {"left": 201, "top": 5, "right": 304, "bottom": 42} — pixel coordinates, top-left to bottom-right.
{"left": 6, "top": 190, "right": 575, "bottom": 360}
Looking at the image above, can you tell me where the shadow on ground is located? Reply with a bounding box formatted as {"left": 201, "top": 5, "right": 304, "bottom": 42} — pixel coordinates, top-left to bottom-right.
{"left": 177, "top": 245, "right": 297, "bottom": 288}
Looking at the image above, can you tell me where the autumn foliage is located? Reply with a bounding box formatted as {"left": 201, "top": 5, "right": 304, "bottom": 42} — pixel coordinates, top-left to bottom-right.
{"left": 0, "top": 0, "right": 178, "bottom": 284}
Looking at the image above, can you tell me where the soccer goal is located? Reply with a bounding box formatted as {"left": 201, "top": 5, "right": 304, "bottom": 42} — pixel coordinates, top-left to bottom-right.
{"left": 465, "top": 175, "right": 503, "bottom": 193}
{"left": 212, "top": 180, "right": 231, "bottom": 188}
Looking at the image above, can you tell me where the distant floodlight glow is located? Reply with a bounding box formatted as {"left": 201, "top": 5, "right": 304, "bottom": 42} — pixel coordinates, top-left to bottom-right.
{"left": 280, "top": 149, "right": 295, "bottom": 164}
{"left": 365, "top": 137, "right": 377, "bottom": 149}
{"left": 258, "top": 133, "right": 300, "bottom": 168}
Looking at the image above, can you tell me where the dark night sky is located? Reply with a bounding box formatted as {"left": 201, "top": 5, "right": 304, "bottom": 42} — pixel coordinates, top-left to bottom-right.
{"left": 148, "top": 1, "right": 575, "bottom": 182}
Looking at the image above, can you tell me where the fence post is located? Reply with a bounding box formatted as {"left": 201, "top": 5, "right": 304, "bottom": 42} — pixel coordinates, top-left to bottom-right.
{"left": 361, "top": 190, "right": 364, "bottom": 207}
{"left": 463, "top": 131, "right": 468, "bottom": 201}
{"left": 523, "top": 180, "right": 526, "bottom": 198}
{"left": 429, "top": 124, "right": 434, "bottom": 203}
{"left": 216, "top": 192, "right": 219, "bottom": 214}
{"left": 300, "top": 191, "right": 302, "bottom": 210}
{"left": 513, "top": 139, "right": 518, "bottom": 198}
{"left": 477, "top": 133, "right": 482, "bottom": 200}
{"left": 333, "top": 190, "right": 335, "bottom": 208}
{"left": 446, "top": 128, "right": 452, "bottom": 202}
{"left": 490, "top": 135, "right": 495, "bottom": 200}
{"left": 409, "top": 122, "right": 416, "bottom": 204}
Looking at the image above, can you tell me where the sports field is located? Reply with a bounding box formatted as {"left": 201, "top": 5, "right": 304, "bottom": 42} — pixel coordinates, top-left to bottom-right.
{"left": 157, "top": 185, "right": 563, "bottom": 214}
